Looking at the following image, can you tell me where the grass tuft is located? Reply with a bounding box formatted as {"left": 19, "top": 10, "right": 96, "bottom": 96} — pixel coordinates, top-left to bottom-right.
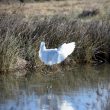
{"left": 0, "top": 13, "right": 110, "bottom": 72}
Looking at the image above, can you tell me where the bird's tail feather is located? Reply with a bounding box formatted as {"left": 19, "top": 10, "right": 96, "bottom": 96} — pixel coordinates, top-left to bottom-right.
{"left": 58, "top": 42, "right": 75, "bottom": 57}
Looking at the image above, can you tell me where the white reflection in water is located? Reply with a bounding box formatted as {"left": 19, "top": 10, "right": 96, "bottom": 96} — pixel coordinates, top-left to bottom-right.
{"left": 39, "top": 94, "right": 60, "bottom": 110}
{"left": 0, "top": 88, "right": 108, "bottom": 110}
{"left": 61, "top": 100, "right": 75, "bottom": 110}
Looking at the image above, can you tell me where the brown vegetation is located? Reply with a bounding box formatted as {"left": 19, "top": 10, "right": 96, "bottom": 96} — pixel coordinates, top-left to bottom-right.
{"left": 0, "top": 13, "right": 110, "bottom": 72}
{"left": 0, "top": 0, "right": 110, "bottom": 72}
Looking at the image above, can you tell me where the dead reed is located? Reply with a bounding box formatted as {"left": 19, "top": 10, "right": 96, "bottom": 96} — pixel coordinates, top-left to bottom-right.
{"left": 0, "top": 13, "right": 110, "bottom": 72}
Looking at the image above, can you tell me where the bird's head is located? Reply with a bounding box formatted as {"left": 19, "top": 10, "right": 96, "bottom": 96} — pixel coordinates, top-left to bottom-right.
{"left": 40, "top": 41, "right": 46, "bottom": 50}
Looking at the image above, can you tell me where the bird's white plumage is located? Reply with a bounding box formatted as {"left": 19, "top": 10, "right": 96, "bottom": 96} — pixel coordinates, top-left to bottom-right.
{"left": 58, "top": 42, "right": 75, "bottom": 58}
{"left": 39, "top": 42, "right": 75, "bottom": 65}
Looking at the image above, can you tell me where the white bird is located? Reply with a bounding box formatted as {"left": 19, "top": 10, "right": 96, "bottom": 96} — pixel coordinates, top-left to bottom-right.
{"left": 39, "top": 41, "right": 75, "bottom": 65}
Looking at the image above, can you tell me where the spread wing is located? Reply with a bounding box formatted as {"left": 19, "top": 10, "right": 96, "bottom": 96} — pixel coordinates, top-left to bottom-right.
{"left": 58, "top": 42, "right": 75, "bottom": 58}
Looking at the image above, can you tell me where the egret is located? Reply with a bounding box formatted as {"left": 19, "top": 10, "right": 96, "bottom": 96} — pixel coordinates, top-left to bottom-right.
{"left": 39, "top": 42, "right": 75, "bottom": 65}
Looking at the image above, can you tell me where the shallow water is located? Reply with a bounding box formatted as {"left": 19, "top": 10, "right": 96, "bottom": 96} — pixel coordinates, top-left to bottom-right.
{"left": 0, "top": 65, "right": 110, "bottom": 110}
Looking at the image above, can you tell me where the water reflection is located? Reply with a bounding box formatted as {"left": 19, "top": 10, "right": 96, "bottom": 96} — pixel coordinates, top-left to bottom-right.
{"left": 0, "top": 65, "right": 110, "bottom": 110}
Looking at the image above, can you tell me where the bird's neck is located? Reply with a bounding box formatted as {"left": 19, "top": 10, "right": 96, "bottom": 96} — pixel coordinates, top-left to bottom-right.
{"left": 40, "top": 43, "right": 46, "bottom": 52}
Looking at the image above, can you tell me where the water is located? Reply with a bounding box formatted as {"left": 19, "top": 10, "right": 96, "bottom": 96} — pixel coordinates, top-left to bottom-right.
{"left": 0, "top": 65, "right": 110, "bottom": 110}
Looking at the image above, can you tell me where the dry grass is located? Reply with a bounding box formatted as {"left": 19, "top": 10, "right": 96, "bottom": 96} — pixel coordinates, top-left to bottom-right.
{"left": 0, "top": 0, "right": 110, "bottom": 18}
{"left": 0, "top": 0, "right": 110, "bottom": 72}
{"left": 0, "top": 13, "right": 110, "bottom": 70}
